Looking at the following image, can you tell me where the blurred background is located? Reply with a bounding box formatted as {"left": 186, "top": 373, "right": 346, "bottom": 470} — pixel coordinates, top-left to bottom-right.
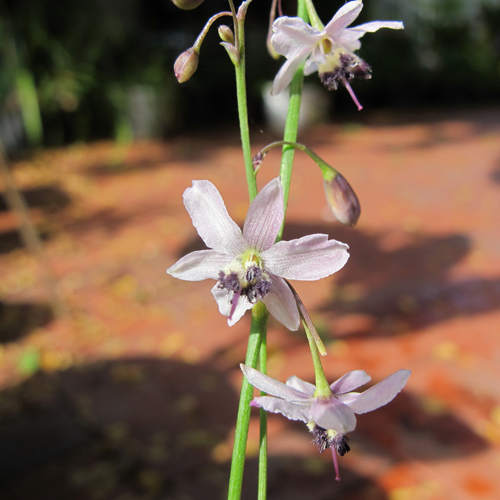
{"left": 1, "top": 0, "right": 500, "bottom": 499}
{"left": 1, "top": 0, "right": 500, "bottom": 147}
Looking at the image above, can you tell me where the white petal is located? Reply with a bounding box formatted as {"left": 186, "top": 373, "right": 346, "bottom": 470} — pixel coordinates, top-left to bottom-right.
{"left": 311, "top": 397, "right": 357, "bottom": 434}
{"left": 262, "top": 275, "right": 300, "bottom": 330}
{"left": 211, "top": 284, "right": 253, "bottom": 326}
{"left": 351, "top": 20, "right": 404, "bottom": 34}
{"left": 271, "top": 47, "right": 312, "bottom": 95}
{"left": 167, "top": 249, "right": 230, "bottom": 281}
{"left": 303, "top": 55, "right": 320, "bottom": 76}
{"left": 272, "top": 17, "right": 320, "bottom": 59}
{"left": 241, "top": 364, "right": 311, "bottom": 402}
{"left": 345, "top": 369, "right": 411, "bottom": 414}
{"left": 286, "top": 375, "right": 316, "bottom": 396}
{"left": 263, "top": 234, "right": 349, "bottom": 280}
{"left": 330, "top": 370, "right": 371, "bottom": 394}
{"left": 183, "top": 180, "right": 247, "bottom": 256}
{"left": 243, "top": 178, "right": 284, "bottom": 252}
{"left": 324, "top": 0, "right": 363, "bottom": 37}
{"left": 251, "top": 396, "right": 311, "bottom": 423}
{"left": 271, "top": 17, "right": 320, "bottom": 95}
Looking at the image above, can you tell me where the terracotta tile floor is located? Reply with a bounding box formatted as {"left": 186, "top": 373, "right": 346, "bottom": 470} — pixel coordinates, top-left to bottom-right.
{"left": 0, "top": 106, "right": 499, "bottom": 499}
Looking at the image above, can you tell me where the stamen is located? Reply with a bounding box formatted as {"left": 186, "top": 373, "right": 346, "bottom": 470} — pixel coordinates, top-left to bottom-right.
{"left": 331, "top": 448, "right": 342, "bottom": 481}
{"left": 342, "top": 77, "right": 363, "bottom": 111}
{"left": 229, "top": 289, "right": 242, "bottom": 320}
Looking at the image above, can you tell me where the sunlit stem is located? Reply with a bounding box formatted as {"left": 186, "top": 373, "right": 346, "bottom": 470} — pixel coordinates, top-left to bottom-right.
{"left": 303, "top": 310, "right": 331, "bottom": 397}
{"left": 287, "top": 281, "right": 326, "bottom": 356}
{"left": 257, "top": 327, "right": 268, "bottom": 500}
{"left": 227, "top": 303, "right": 268, "bottom": 500}
{"left": 192, "top": 12, "right": 233, "bottom": 52}
{"left": 233, "top": 1, "right": 258, "bottom": 201}
{"left": 276, "top": 0, "right": 309, "bottom": 242}
{"left": 254, "top": 140, "right": 339, "bottom": 180}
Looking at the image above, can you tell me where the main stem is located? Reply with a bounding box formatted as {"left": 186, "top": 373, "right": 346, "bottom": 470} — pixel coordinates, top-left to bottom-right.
{"left": 277, "top": 0, "right": 309, "bottom": 241}
{"left": 234, "top": 9, "right": 257, "bottom": 202}
{"left": 227, "top": 303, "right": 268, "bottom": 500}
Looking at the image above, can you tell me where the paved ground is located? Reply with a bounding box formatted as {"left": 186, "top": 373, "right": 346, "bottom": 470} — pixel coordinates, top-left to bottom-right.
{"left": 0, "top": 106, "right": 499, "bottom": 499}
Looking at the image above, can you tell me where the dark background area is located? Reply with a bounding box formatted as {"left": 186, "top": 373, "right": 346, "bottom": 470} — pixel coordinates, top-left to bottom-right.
{"left": 1, "top": 0, "right": 499, "bottom": 147}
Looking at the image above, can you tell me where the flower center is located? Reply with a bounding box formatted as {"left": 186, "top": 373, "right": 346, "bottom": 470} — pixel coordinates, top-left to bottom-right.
{"left": 217, "top": 251, "right": 272, "bottom": 317}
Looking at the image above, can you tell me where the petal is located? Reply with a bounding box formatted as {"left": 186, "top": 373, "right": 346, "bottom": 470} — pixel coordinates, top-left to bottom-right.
{"left": 286, "top": 375, "right": 316, "bottom": 396}
{"left": 183, "top": 180, "right": 247, "bottom": 256}
{"left": 271, "top": 17, "right": 320, "bottom": 95}
{"left": 330, "top": 370, "right": 371, "bottom": 395}
{"left": 262, "top": 275, "right": 300, "bottom": 330}
{"left": 211, "top": 284, "right": 253, "bottom": 326}
{"left": 324, "top": 0, "right": 363, "bottom": 37}
{"left": 243, "top": 178, "right": 284, "bottom": 252}
{"left": 271, "top": 47, "right": 312, "bottom": 95}
{"left": 338, "top": 21, "right": 404, "bottom": 52}
{"left": 241, "top": 364, "right": 311, "bottom": 402}
{"left": 167, "top": 249, "right": 231, "bottom": 281}
{"left": 251, "top": 396, "right": 310, "bottom": 423}
{"left": 311, "top": 397, "right": 357, "bottom": 434}
{"left": 303, "top": 55, "right": 320, "bottom": 76}
{"left": 350, "top": 20, "right": 404, "bottom": 34}
{"left": 262, "top": 234, "right": 349, "bottom": 280}
{"left": 344, "top": 369, "right": 411, "bottom": 414}
{"left": 272, "top": 17, "right": 320, "bottom": 59}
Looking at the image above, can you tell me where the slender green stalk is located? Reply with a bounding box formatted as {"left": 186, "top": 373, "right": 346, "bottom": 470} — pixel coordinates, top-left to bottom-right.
{"left": 227, "top": 303, "right": 268, "bottom": 500}
{"left": 234, "top": 3, "right": 258, "bottom": 202}
{"left": 303, "top": 316, "right": 331, "bottom": 397}
{"left": 257, "top": 328, "right": 268, "bottom": 500}
{"left": 277, "top": 0, "right": 309, "bottom": 241}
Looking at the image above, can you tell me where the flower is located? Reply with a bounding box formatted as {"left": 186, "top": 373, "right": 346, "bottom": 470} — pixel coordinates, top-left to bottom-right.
{"left": 167, "top": 178, "right": 349, "bottom": 329}
{"left": 270, "top": 0, "right": 404, "bottom": 109}
{"left": 241, "top": 364, "right": 410, "bottom": 479}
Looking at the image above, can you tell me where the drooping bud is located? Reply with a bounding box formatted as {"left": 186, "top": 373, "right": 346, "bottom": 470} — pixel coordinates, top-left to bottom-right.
{"left": 218, "top": 25, "right": 234, "bottom": 45}
{"left": 174, "top": 48, "right": 199, "bottom": 83}
{"left": 252, "top": 151, "right": 266, "bottom": 172}
{"left": 323, "top": 172, "right": 361, "bottom": 226}
{"left": 170, "top": 0, "right": 205, "bottom": 10}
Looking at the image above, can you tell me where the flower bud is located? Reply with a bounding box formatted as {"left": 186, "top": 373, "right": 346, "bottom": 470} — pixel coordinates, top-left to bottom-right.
{"left": 323, "top": 172, "right": 361, "bottom": 226}
{"left": 218, "top": 25, "right": 234, "bottom": 45}
{"left": 170, "top": 0, "right": 205, "bottom": 10}
{"left": 174, "top": 48, "right": 199, "bottom": 83}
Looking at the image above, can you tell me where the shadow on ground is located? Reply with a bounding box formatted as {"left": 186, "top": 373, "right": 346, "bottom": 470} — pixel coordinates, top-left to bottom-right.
{"left": 280, "top": 222, "right": 500, "bottom": 338}
{"left": 0, "top": 353, "right": 488, "bottom": 500}
{"left": 0, "top": 301, "right": 54, "bottom": 343}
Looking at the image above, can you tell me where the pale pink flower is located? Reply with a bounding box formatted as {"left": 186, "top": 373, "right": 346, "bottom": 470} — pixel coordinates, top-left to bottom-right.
{"left": 167, "top": 178, "right": 349, "bottom": 329}
{"left": 271, "top": 0, "right": 404, "bottom": 109}
{"left": 241, "top": 364, "right": 410, "bottom": 479}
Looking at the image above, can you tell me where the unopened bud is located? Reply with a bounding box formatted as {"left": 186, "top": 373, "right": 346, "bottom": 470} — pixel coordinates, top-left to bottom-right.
{"left": 174, "top": 48, "right": 199, "bottom": 83}
{"left": 252, "top": 151, "right": 266, "bottom": 171}
{"left": 170, "top": 0, "right": 205, "bottom": 10}
{"left": 323, "top": 172, "right": 361, "bottom": 226}
{"left": 218, "top": 25, "right": 234, "bottom": 45}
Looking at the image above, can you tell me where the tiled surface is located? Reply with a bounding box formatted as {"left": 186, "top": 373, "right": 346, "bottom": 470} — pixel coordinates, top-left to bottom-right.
{"left": 0, "top": 107, "right": 499, "bottom": 499}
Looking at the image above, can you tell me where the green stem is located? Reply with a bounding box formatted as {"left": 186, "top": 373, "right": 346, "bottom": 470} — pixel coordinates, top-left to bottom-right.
{"left": 227, "top": 303, "right": 269, "bottom": 500}
{"left": 303, "top": 0, "right": 324, "bottom": 30}
{"left": 257, "top": 327, "right": 268, "bottom": 500}
{"left": 303, "top": 315, "right": 331, "bottom": 397}
{"left": 277, "top": 0, "right": 309, "bottom": 241}
{"left": 234, "top": 4, "right": 258, "bottom": 202}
